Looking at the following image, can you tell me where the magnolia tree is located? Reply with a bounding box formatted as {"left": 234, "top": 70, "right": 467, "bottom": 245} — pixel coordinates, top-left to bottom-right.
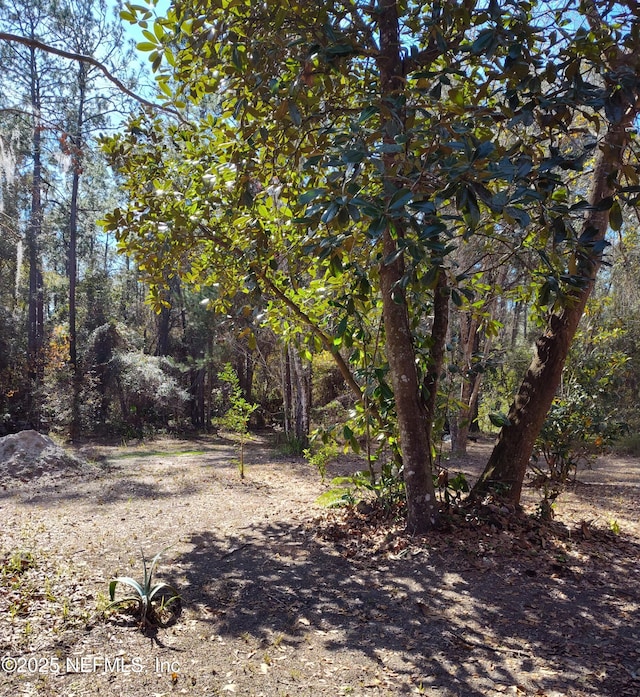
{"left": 101, "top": 0, "right": 640, "bottom": 532}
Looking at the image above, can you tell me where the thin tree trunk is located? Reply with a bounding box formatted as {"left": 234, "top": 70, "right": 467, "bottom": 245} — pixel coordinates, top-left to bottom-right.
{"left": 472, "top": 115, "right": 635, "bottom": 505}
{"left": 510, "top": 301, "right": 521, "bottom": 348}
{"left": 281, "top": 345, "right": 292, "bottom": 441}
{"left": 452, "top": 265, "right": 505, "bottom": 455}
{"left": 424, "top": 264, "right": 449, "bottom": 450}
{"left": 450, "top": 312, "right": 479, "bottom": 456}
{"left": 156, "top": 302, "right": 171, "bottom": 356}
{"left": 156, "top": 277, "right": 180, "bottom": 356}
{"left": 68, "top": 63, "right": 86, "bottom": 440}
{"left": 280, "top": 344, "right": 311, "bottom": 448}
{"left": 238, "top": 346, "right": 254, "bottom": 403}
{"left": 290, "top": 348, "right": 311, "bottom": 448}
{"left": 190, "top": 366, "right": 205, "bottom": 429}
{"left": 26, "top": 44, "right": 44, "bottom": 427}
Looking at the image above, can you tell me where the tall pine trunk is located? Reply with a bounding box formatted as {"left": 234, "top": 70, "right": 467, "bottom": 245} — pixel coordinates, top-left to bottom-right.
{"left": 68, "top": 62, "right": 86, "bottom": 440}
{"left": 472, "top": 115, "right": 635, "bottom": 505}
{"left": 26, "top": 44, "right": 45, "bottom": 427}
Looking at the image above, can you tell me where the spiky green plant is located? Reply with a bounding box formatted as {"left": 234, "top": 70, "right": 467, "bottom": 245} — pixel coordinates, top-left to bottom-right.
{"left": 107, "top": 550, "right": 180, "bottom": 624}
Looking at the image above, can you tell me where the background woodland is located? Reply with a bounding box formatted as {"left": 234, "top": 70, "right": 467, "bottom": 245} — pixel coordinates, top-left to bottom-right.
{"left": 2, "top": 0, "right": 640, "bottom": 528}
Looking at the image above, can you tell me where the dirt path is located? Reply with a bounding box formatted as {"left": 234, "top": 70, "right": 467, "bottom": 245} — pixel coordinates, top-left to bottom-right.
{"left": 0, "top": 434, "right": 638, "bottom": 697}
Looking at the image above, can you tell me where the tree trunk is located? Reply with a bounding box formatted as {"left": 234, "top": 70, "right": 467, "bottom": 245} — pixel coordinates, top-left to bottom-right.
{"left": 423, "top": 264, "right": 449, "bottom": 450}
{"left": 68, "top": 62, "right": 86, "bottom": 440}
{"left": 26, "top": 44, "right": 45, "bottom": 427}
{"left": 190, "top": 366, "right": 206, "bottom": 429}
{"left": 237, "top": 345, "right": 254, "bottom": 403}
{"left": 281, "top": 346, "right": 292, "bottom": 440}
{"left": 378, "top": 0, "right": 438, "bottom": 533}
{"left": 290, "top": 347, "right": 311, "bottom": 448}
{"left": 156, "top": 302, "right": 171, "bottom": 356}
{"left": 450, "top": 312, "right": 479, "bottom": 456}
{"left": 281, "top": 344, "right": 311, "bottom": 449}
{"left": 471, "top": 116, "right": 635, "bottom": 505}
{"left": 452, "top": 373, "right": 480, "bottom": 456}
{"left": 156, "top": 277, "right": 180, "bottom": 356}
{"left": 451, "top": 263, "right": 505, "bottom": 455}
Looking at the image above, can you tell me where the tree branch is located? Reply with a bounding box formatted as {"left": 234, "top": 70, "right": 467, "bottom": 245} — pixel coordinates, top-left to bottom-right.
{"left": 257, "top": 271, "right": 368, "bottom": 405}
{"left": 0, "top": 31, "right": 184, "bottom": 122}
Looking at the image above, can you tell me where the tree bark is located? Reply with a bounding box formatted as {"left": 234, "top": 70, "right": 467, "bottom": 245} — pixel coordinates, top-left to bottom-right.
{"left": 26, "top": 44, "right": 45, "bottom": 427}
{"left": 450, "top": 312, "right": 479, "bottom": 456}
{"left": 281, "top": 346, "right": 293, "bottom": 441}
{"left": 471, "top": 116, "right": 635, "bottom": 505}
{"left": 423, "top": 264, "right": 449, "bottom": 450}
{"left": 190, "top": 366, "right": 206, "bottom": 429}
{"left": 156, "top": 302, "right": 171, "bottom": 356}
{"left": 281, "top": 344, "right": 311, "bottom": 449}
{"left": 378, "top": 0, "right": 438, "bottom": 533}
{"left": 290, "top": 347, "right": 311, "bottom": 448}
{"left": 68, "top": 62, "right": 86, "bottom": 440}
{"left": 451, "top": 264, "right": 505, "bottom": 456}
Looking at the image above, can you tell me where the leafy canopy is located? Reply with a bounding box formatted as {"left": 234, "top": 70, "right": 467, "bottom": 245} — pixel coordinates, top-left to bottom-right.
{"left": 102, "top": 0, "right": 640, "bottom": 440}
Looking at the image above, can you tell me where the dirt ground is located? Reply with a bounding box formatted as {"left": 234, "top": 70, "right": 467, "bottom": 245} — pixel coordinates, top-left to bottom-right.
{"left": 0, "top": 433, "right": 638, "bottom": 697}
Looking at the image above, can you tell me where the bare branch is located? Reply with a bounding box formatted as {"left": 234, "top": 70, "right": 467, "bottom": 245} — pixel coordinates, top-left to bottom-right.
{"left": 0, "top": 31, "right": 185, "bottom": 122}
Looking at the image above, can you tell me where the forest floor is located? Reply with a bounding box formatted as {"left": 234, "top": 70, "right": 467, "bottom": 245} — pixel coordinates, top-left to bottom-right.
{"left": 0, "top": 432, "right": 638, "bottom": 697}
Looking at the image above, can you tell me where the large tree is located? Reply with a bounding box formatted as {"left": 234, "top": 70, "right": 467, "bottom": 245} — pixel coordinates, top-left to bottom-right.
{"left": 471, "top": 1, "right": 640, "bottom": 504}
{"left": 103, "top": 0, "right": 640, "bottom": 530}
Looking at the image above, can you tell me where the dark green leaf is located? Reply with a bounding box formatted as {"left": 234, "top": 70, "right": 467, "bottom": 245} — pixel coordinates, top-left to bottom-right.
{"left": 358, "top": 105, "right": 378, "bottom": 123}
{"left": 489, "top": 412, "right": 511, "bottom": 428}
{"left": 473, "top": 141, "right": 495, "bottom": 161}
{"left": 409, "top": 199, "right": 436, "bottom": 214}
{"left": 389, "top": 189, "right": 413, "bottom": 211}
{"left": 505, "top": 206, "right": 531, "bottom": 228}
{"left": 321, "top": 202, "right": 340, "bottom": 224}
{"left": 367, "top": 216, "right": 387, "bottom": 240}
{"left": 342, "top": 148, "right": 366, "bottom": 164}
{"left": 288, "top": 102, "right": 302, "bottom": 126}
{"left": 299, "top": 188, "right": 327, "bottom": 205}
{"left": 325, "top": 43, "right": 354, "bottom": 56}
{"left": 383, "top": 247, "right": 404, "bottom": 266}
{"left": 593, "top": 196, "right": 614, "bottom": 212}
{"left": 552, "top": 216, "right": 566, "bottom": 245}
{"left": 471, "top": 29, "right": 497, "bottom": 56}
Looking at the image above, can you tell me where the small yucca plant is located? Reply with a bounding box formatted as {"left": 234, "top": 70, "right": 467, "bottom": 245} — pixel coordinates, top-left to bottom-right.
{"left": 107, "top": 550, "right": 180, "bottom": 625}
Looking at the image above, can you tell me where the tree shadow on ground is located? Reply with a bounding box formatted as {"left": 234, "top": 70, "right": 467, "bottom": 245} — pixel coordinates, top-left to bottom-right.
{"left": 566, "top": 480, "right": 640, "bottom": 521}
{"left": 0, "top": 470, "right": 204, "bottom": 506}
{"left": 175, "top": 518, "right": 640, "bottom": 696}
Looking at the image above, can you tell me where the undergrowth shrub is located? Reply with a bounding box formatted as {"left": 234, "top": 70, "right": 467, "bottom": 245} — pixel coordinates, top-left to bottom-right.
{"left": 532, "top": 326, "right": 630, "bottom": 484}
{"left": 216, "top": 363, "right": 258, "bottom": 478}
{"left": 109, "top": 352, "right": 189, "bottom": 437}
{"left": 614, "top": 433, "right": 640, "bottom": 456}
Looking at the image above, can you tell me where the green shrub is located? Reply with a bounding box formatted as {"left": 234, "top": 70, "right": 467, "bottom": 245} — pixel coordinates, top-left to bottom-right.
{"left": 532, "top": 330, "right": 630, "bottom": 483}
{"left": 217, "top": 363, "right": 258, "bottom": 478}
{"left": 433, "top": 470, "right": 469, "bottom": 509}
{"left": 316, "top": 460, "right": 405, "bottom": 511}
{"left": 613, "top": 433, "right": 640, "bottom": 457}
{"left": 304, "top": 438, "right": 339, "bottom": 481}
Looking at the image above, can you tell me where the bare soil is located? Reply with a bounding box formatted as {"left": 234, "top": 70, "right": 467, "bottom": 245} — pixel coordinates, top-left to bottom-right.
{"left": 0, "top": 433, "right": 638, "bottom": 697}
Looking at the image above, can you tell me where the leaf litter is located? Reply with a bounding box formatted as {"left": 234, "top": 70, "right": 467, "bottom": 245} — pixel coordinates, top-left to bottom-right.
{"left": 0, "top": 433, "right": 638, "bottom": 696}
